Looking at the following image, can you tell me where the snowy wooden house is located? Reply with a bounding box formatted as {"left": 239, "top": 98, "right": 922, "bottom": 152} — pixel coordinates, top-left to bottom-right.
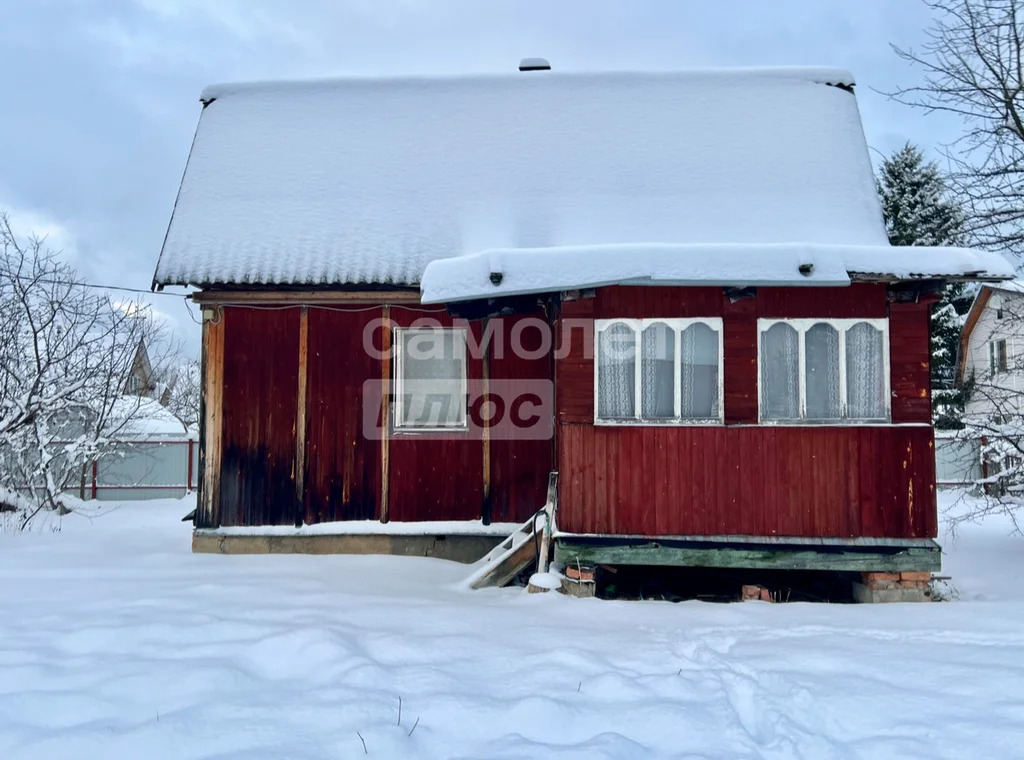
{"left": 152, "top": 65, "right": 1011, "bottom": 587}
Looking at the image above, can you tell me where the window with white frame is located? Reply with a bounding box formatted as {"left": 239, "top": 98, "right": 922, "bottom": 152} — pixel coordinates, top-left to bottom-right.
{"left": 394, "top": 327, "right": 467, "bottom": 430}
{"left": 989, "top": 339, "right": 1008, "bottom": 375}
{"left": 758, "top": 319, "right": 889, "bottom": 422}
{"left": 595, "top": 318, "right": 723, "bottom": 423}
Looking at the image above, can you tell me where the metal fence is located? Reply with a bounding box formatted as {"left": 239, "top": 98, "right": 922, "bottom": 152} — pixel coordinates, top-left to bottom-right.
{"left": 935, "top": 435, "right": 983, "bottom": 487}
{"left": 86, "top": 439, "right": 198, "bottom": 501}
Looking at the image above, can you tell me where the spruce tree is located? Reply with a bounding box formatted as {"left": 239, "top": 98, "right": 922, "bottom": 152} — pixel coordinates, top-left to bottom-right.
{"left": 876, "top": 143, "right": 967, "bottom": 427}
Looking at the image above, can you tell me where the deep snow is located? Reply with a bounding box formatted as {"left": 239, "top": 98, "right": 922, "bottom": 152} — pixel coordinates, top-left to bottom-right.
{"left": 1, "top": 492, "right": 1023, "bottom": 759}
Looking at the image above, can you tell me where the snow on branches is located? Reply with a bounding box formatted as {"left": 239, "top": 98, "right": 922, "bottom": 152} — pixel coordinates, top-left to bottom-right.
{"left": 0, "top": 213, "right": 177, "bottom": 529}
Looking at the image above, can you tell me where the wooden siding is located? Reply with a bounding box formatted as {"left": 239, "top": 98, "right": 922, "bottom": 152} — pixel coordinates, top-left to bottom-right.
{"left": 555, "top": 285, "right": 937, "bottom": 540}
{"left": 487, "top": 315, "right": 555, "bottom": 523}
{"left": 207, "top": 304, "right": 555, "bottom": 527}
{"left": 219, "top": 306, "right": 301, "bottom": 526}
{"left": 303, "top": 307, "right": 382, "bottom": 522}
{"left": 386, "top": 309, "right": 485, "bottom": 521}
{"left": 890, "top": 301, "right": 933, "bottom": 424}
{"left": 558, "top": 425, "right": 937, "bottom": 538}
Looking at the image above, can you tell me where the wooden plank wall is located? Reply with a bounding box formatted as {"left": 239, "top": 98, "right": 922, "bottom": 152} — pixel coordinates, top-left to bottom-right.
{"left": 487, "top": 315, "right": 555, "bottom": 523}
{"left": 303, "top": 307, "right": 382, "bottom": 522}
{"left": 213, "top": 304, "right": 553, "bottom": 527}
{"left": 558, "top": 425, "right": 936, "bottom": 538}
{"left": 386, "top": 308, "right": 486, "bottom": 522}
{"left": 218, "top": 307, "right": 301, "bottom": 526}
{"left": 556, "top": 285, "right": 937, "bottom": 539}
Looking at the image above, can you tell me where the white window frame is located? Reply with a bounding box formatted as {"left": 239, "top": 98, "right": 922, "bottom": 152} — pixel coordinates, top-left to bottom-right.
{"left": 990, "top": 338, "right": 1008, "bottom": 375}
{"left": 393, "top": 326, "right": 468, "bottom": 432}
{"left": 757, "top": 318, "right": 891, "bottom": 425}
{"left": 593, "top": 317, "right": 724, "bottom": 426}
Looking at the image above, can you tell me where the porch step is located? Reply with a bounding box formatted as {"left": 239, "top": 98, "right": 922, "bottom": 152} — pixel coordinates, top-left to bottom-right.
{"left": 463, "top": 512, "right": 545, "bottom": 589}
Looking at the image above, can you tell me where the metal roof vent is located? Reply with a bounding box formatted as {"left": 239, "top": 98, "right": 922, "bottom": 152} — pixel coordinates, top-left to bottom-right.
{"left": 519, "top": 57, "right": 551, "bottom": 72}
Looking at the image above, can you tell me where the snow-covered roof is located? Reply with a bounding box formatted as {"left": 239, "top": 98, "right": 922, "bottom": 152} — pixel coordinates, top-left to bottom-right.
{"left": 991, "top": 278, "right": 1024, "bottom": 295}
{"left": 155, "top": 66, "right": 889, "bottom": 288}
{"left": 109, "top": 397, "right": 188, "bottom": 440}
{"left": 420, "top": 243, "right": 1014, "bottom": 302}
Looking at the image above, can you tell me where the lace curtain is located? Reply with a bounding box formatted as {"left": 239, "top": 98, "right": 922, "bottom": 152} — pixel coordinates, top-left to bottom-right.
{"left": 761, "top": 323, "right": 799, "bottom": 420}
{"left": 846, "top": 322, "right": 885, "bottom": 419}
{"left": 598, "top": 322, "right": 636, "bottom": 419}
{"left": 681, "top": 323, "right": 718, "bottom": 419}
{"left": 805, "top": 323, "right": 841, "bottom": 419}
{"left": 641, "top": 323, "right": 675, "bottom": 419}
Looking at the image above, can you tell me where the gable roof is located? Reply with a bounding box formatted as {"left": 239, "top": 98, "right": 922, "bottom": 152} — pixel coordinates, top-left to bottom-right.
{"left": 957, "top": 279, "right": 1024, "bottom": 384}
{"left": 152, "top": 67, "right": 868, "bottom": 288}
{"left": 152, "top": 66, "right": 1013, "bottom": 293}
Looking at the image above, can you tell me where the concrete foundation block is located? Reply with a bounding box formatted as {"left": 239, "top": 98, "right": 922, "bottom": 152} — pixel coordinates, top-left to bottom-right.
{"left": 853, "top": 581, "right": 931, "bottom": 603}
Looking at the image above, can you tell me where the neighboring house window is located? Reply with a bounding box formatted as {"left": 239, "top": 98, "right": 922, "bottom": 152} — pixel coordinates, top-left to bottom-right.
{"left": 758, "top": 319, "right": 889, "bottom": 422}
{"left": 595, "top": 318, "right": 723, "bottom": 423}
{"left": 993, "top": 294, "right": 1004, "bottom": 320}
{"left": 394, "top": 327, "right": 467, "bottom": 429}
{"left": 989, "top": 339, "right": 1009, "bottom": 375}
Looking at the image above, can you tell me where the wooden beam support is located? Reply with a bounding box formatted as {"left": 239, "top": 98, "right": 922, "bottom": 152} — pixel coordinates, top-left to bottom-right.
{"left": 380, "top": 305, "right": 392, "bottom": 524}
{"left": 191, "top": 289, "right": 421, "bottom": 306}
{"left": 294, "top": 305, "right": 309, "bottom": 526}
{"left": 554, "top": 539, "right": 941, "bottom": 573}
{"left": 481, "top": 317, "right": 491, "bottom": 526}
{"left": 198, "top": 307, "right": 225, "bottom": 529}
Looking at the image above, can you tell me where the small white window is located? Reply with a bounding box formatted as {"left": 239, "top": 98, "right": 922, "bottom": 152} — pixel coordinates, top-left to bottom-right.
{"left": 394, "top": 327, "right": 467, "bottom": 430}
{"left": 990, "top": 339, "right": 1009, "bottom": 375}
{"left": 758, "top": 318, "right": 890, "bottom": 423}
{"left": 595, "top": 318, "right": 723, "bottom": 424}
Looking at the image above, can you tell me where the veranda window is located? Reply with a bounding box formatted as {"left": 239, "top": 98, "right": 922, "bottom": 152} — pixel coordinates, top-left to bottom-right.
{"left": 758, "top": 318, "right": 889, "bottom": 422}
{"left": 394, "top": 327, "right": 467, "bottom": 430}
{"left": 595, "top": 318, "right": 722, "bottom": 424}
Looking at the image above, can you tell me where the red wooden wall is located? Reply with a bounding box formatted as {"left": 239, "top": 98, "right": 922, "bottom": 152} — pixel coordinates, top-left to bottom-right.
{"left": 303, "top": 308, "right": 381, "bottom": 523}
{"left": 214, "top": 304, "right": 552, "bottom": 526}
{"left": 556, "top": 285, "right": 937, "bottom": 539}
{"left": 219, "top": 307, "right": 300, "bottom": 526}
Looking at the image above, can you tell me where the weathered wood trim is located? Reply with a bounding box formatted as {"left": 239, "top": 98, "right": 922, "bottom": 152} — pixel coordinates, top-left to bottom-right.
{"left": 554, "top": 539, "right": 941, "bottom": 572}
{"left": 380, "top": 305, "right": 392, "bottom": 523}
{"left": 294, "top": 305, "right": 309, "bottom": 525}
{"left": 481, "top": 317, "right": 492, "bottom": 525}
{"left": 190, "top": 290, "right": 421, "bottom": 305}
{"left": 198, "top": 308, "right": 225, "bottom": 528}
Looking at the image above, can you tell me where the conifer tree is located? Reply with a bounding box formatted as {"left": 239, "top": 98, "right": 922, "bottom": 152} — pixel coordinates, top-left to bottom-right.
{"left": 876, "top": 143, "right": 967, "bottom": 427}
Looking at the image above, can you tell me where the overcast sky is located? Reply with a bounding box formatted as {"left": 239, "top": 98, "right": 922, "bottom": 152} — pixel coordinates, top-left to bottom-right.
{"left": 1, "top": 1, "right": 960, "bottom": 356}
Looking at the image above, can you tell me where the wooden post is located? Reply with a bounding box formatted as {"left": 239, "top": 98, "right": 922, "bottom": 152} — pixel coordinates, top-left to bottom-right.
{"left": 198, "top": 306, "right": 225, "bottom": 528}
{"left": 481, "top": 317, "right": 492, "bottom": 525}
{"left": 380, "top": 305, "right": 391, "bottom": 523}
{"left": 294, "top": 305, "right": 309, "bottom": 526}
{"left": 186, "top": 439, "right": 195, "bottom": 492}
{"left": 90, "top": 459, "right": 98, "bottom": 501}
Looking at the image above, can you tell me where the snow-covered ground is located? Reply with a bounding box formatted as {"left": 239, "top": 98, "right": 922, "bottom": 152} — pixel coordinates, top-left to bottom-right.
{"left": 2, "top": 492, "right": 1023, "bottom": 759}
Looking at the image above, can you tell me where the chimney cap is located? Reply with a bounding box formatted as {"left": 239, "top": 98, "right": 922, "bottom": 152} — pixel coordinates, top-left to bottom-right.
{"left": 519, "top": 57, "right": 551, "bottom": 72}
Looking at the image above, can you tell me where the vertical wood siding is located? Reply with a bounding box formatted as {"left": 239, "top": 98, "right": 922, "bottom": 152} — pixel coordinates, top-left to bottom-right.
{"left": 487, "top": 315, "right": 555, "bottom": 522}
{"left": 556, "top": 285, "right": 937, "bottom": 539}
{"left": 303, "top": 307, "right": 382, "bottom": 522}
{"left": 210, "top": 303, "right": 555, "bottom": 527}
{"left": 386, "top": 309, "right": 485, "bottom": 522}
{"left": 219, "top": 306, "right": 300, "bottom": 526}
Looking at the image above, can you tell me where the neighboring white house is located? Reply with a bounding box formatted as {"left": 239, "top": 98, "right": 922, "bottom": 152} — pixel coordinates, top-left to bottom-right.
{"left": 958, "top": 280, "right": 1024, "bottom": 422}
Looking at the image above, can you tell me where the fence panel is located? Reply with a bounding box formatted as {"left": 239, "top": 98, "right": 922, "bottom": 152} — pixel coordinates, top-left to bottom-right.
{"left": 934, "top": 436, "right": 981, "bottom": 487}
{"left": 91, "top": 440, "right": 197, "bottom": 501}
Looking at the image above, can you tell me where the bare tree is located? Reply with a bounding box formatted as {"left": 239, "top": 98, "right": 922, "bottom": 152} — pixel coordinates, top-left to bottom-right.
{"left": 891, "top": 0, "right": 1024, "bottom": 254}
{"left": 0, "top": 213, "right": 174, "bottom": 529}
{"left": 161, "top": 359, "right": 200, "bottom": 432}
